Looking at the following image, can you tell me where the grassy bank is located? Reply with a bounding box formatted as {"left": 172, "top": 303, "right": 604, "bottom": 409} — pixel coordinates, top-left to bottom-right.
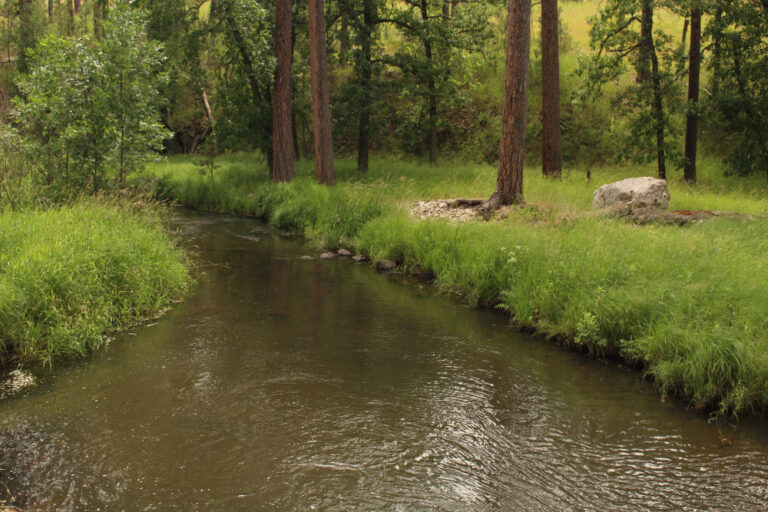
{"left": 149, "top": 155, "right": 768, "bottom": 416}
{"left": 0, "top": 202, "right": 192, "bottom": 366}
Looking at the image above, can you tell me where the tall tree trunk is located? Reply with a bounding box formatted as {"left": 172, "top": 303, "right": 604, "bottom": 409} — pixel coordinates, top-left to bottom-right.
{"left": 711, "top": 7, "right": 722, "bottom": 99}
{"left": 683, "top": 2, "right": 701, "bottom": 184}
{"left": 421, "top": 0, "right": 437, "bottom": 166}
{"left": 273, "top": 0, "right": 295, "bottom": 183}
{"left": 541, "top": 0, "right": 561, "bottom": 178}
{"left": 357, "top": 0, "right": 375, "bottom": 173}
{"left": 48, "top": 0, "right": 53, "bottom": 21}
{"left": 339, "top": 0, "right": 350, "bottom": 65}
{"left": 641, "top": 0, "right": 666, "bottom": 179}
{"left": 74, "top": 0, "right": 81, "bottom": 14}
{"left": 18, "top": 0, "right": 31, "bottom": 72}
{"left": 308, "top": 0, "right": 335, "bottom": 185}
{"left": 490, "top": 0, "right": 530, "bottom": 206}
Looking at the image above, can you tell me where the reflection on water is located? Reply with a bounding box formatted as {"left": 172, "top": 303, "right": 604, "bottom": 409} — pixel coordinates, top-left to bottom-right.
{"left": 1, "top": 209, "right": 767, "bottom": 511}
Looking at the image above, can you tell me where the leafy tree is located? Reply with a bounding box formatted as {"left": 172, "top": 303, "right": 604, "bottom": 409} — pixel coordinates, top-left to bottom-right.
{"left": 211, "top": 0, "right": 276, "bottom": 164}
{"left": 102, "top": 2, "right": 170, "bottom": 183}
{"left": 705, "top": 0, "right": 768, "bottom": 179}
{"left": 11, "top": 1, "right": 169, "bottom": 198}
{"left": 382, "top": 0, "right": 494, "bottom": 165}
{"left": 577, "top": 0, "right": 681, "bottom": 179}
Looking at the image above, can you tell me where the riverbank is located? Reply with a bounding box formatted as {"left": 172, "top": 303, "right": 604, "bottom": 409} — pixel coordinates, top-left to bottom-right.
{"left": 148, "top": 154, "right": 768, "bottom": 416}
{"left": 0, "top": 202, "right": 192, "bottom": 367}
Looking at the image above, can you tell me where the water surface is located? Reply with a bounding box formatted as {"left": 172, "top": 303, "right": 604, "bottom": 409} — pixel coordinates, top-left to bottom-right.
{"left": 1, "top": 210, "right": 767, "bottom": 511}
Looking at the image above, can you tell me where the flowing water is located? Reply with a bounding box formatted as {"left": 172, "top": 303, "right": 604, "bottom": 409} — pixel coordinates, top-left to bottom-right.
{"left": 1, "top": 210, "right": 767, "bottom": 511}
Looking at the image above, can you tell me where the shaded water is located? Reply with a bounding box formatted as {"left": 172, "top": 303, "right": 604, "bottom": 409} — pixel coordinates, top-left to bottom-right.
{"left": 1, "top": 210, "right": 767, "bottom": 511}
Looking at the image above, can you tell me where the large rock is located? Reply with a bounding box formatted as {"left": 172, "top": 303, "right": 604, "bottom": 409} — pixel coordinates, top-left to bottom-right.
{"left": 593, "top": 177, "right": 670, "bottom": 210}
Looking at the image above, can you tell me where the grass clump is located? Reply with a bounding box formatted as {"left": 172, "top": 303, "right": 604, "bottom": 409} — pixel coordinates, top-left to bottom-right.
{"left": 0, "top": 202, "right": 191, "bottom": 366}
{"left": 148, "top": 154, "right": 768, "bottom": 416}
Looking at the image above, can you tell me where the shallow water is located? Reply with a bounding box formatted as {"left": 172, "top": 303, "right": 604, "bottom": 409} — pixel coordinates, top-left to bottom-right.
{"left": 1, "top": 209, "right": 767, "bottom": 511}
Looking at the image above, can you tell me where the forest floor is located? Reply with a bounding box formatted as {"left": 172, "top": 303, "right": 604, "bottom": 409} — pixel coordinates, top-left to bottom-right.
{"left": 146, "top": 153, "right": 768, "bottom": 417}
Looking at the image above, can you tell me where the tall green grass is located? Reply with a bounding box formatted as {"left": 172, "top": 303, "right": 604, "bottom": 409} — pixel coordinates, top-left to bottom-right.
{"left": 0, "top": 202, "right": 191, "bottom": 365}
{"left": 148, "top": 154, "right": 768, "bottom": 415}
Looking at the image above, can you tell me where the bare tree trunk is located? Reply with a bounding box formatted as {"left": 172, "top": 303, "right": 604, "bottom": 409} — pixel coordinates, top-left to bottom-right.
{"left": 489, "top": 0, "right": 530, "bottom": 206}
{"left": 308, "top": 0, "right": 335, "bottom": 185}
{"left": 74, "top": 0, "right": 81, "bottom": 14}
{"left": 421, "top": 0, "right": 437, "bottom": 166}
{"left": 683, "top": 2, "right": 701, "bottom": 184}
{"left": 48, "top": 0, "right": 53, "bottom": 20}
{"left": 711, "top": 7, "right": 722, "bottom": 98}
{"left": 357, "top": 0, "right": 375, "bottom": 173}
{"left": 641, "top": 0, "right": 666, "bottom": 180}
{"left": 339, "top": 0, "right": 350, "bottom": 65}
{"left": 541, "top": 0, "right": 561, "bottom": 178}
{"left": 273, "top": 0, "right": 295, "bottom": 183}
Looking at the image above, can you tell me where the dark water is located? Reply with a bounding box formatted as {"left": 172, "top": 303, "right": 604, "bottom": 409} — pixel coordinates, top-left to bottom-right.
{"left": 1, "top": 210, "right": 767, "bottom": 511}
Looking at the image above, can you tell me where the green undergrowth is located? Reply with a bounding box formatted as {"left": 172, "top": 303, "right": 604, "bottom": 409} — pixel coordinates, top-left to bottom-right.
{"left": 0, "top": 202, "right": 191, "bottom": 366}
{"left": 149, "top": 154, "right": 768, "bottom": 416}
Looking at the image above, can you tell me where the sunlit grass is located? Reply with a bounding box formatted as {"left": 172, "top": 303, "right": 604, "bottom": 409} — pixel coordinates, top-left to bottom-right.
{"left": 0, "top": 201, "right": 192, "bottom": 366}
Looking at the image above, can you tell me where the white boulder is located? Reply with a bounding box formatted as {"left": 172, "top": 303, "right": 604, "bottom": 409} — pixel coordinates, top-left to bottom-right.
{"left": 593, "top": 177, "right": 670, "bottom": 210}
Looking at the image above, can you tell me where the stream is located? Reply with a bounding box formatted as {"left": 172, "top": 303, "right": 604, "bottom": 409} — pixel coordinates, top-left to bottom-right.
{"left": 1, "top": 209, "right": 767, "bottom": 511}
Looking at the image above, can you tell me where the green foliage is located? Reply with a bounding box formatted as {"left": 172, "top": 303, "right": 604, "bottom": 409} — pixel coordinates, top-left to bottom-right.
{"left": 10, "top": 1, "right": 169, "bottom": 200}
{"left": 0, "top": 202, "right": 191, "bottom": 365}
{"left": 704, "top": 0, "right": 768, "bottom": 178}
{"left": 576, "top": 0, "right": 682, "bottom": 170}
{"left": 211, "top": 0, "right": 276, "bottom": 154}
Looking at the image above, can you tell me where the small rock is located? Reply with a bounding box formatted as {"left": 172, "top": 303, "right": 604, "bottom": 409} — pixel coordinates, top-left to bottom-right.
{"left": 297, "top": 255, "right": 314, "bottom": 261}
{"left": 352, "top": 254, "right": 368, "bottom": 262}
{"left": 320, "top": 252, "right": 336, "bottom": 260}
{"left": 376, "top": 259, "right": 397, "bottom": 272}
{"left": 593, "top": 177, "right": 670, "bottom": 210}
{"left": 337, "top": 248, "right": 353, "bottom": 257}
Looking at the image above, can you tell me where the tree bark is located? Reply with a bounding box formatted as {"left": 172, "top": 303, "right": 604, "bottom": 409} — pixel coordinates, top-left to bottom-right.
{"left": 339, "top": 0, "right": 350, "bottom": 65}
{"left": 308, "top": 0, "right": 335, "bottom": 185}
{"left": 357, "top": 0, "right": 375, "bottom": 173}
{"left": 490, "top": 0, "right": 530, "bottom": 206}
{"left": 641, "top": 0, "right": 666, "bottom": 180}
{"left": 421, "top": 0, "right": 437, "bottom": 166}
{"left": 74, "top": 0, "right": 81, "bottom": 14}
{"left": 272, "top": 0, "right": 295, "bottom": 183}
{"left": 48, "top": 0, "right": 53, "bottom": 20}
{"left": 541, "top": 0, "right": 562, "bottom": 178}
{"left": 683, "top": 3, "right": 701, "bottom": 184}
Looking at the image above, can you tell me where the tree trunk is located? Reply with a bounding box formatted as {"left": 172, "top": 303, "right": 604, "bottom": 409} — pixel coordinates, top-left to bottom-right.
{"left": 541, "top": 0, "right": 561, "bottom": 178}
{"left": 711, "top": 7, "right": 722, "bottom": 98}
{"left": 357, "top": 0, "right": 375, "bottom": 173}
{"left": 48, "top": 0, "right": 53, "bottom": 20}
{"left": 421, "top": 0, "right": 437, "bottom": 166}
{"left": 641, "top": 0, "right": 666, "bottom": 180}
{"left": 339, "top": 0, "right": 350, "bottom": 65}
{"left": 74, "top": 0, "right": 81, "bottom": 14}
{"left": 490, "top": 0, "right": 530, "bottom": 206}
{"left": 272, "top": 0, "right": 295, "bottom": 183}
{"left": 683, "top": 3, "right": 701, "bottom": 184}
{"left": 18, "top": 0, "right": 31, "bottom": 72}
{"left": 308, "top": 0, "right": 335, "bottom": 185}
